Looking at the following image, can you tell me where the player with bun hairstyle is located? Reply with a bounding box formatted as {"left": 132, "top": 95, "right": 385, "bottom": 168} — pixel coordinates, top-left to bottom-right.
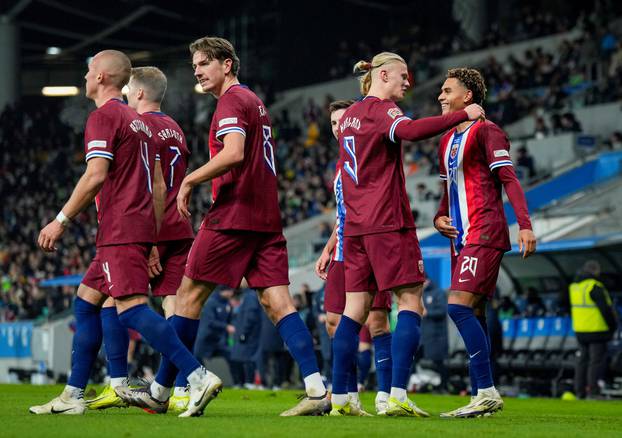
{"left": 315, "top": 99, "right": 393, "bottom": 416}
{"left": 330, "top": 52, "right": 485, "bottom": 417}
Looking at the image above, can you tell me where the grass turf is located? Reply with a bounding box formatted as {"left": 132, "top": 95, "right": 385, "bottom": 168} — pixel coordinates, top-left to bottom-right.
{"left": 3, "top": 385, "right": 622, "bottom": 437}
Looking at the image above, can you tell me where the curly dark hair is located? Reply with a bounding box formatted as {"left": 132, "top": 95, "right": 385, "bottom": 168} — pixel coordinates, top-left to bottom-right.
{"left": 446, "top": 68, "right": 487, "bottom": 105}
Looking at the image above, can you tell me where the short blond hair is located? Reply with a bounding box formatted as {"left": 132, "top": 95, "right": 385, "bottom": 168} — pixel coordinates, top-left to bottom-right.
{"left": 130, "top": 67, "right": 167, "bottom": 103}
{"left": 189, "top": 36, "right": 240, "bottom": 76}
{"left": 353, "top": 52, "right": 406, "bottom": 95}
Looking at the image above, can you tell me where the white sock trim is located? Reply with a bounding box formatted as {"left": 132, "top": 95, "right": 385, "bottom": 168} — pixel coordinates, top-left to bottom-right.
{"left": 390, "top": 387, "right": 407, "bottom": 402}
{"left": 375, "top": 391, "right": 389, "bottom": 402}
{"left": 150, "top": 381, "right": 171, "bottom": 402}
{"left": 173, "top": 386, "right": 189, "bottom": 397}
{"left": 110, "top": 377, "right": 128, "bottom": 388}
{"left": 64, "top": 385, "right": 85, "bottom": 400}
{"left": 303, "top": 372, "right": 326, "bottom": 397}
{"left": 332, "top": 393, "right": 349, "bottom": 406}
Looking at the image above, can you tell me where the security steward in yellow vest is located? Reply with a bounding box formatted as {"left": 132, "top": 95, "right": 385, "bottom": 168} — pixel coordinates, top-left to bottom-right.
{"left": 569, "top": 260, "right": 618, "bottom": 398}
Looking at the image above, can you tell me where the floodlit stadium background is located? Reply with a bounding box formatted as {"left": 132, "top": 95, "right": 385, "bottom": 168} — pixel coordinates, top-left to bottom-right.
{"left": 1, "top": 0, "right": 622, "bottom": 400}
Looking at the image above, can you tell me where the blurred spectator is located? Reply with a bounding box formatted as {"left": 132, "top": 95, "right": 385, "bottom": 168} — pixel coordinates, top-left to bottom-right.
{"left": 533, "top": 116, "right": 550, "bottom": 139}
{"left": 257, "top": 311, "right": 289, "bottom": 390}
{"left": 608, "top": 42, "right": 622, "bottom": 78}
{"left": 486, "top": 298, "right": 504, "bottom": 386}
{"left": 498, "top": 295, "right": 520, "bottom": 319}
{"left": 608, "top": 131, "right": 622, "bottom": 150}
{"left": 524, "top": 287, "right": 547, "bottom": 317}
{"left": 194, "top": 287, "right": 234, "bottom": 365}
{"left": 230, "top": 289, "right": 262, "bottom": 388}
{"left": 313, "top": 286, "right": 332, "bottom": 380}
{"left": 415, "top": 183, "right": 435, "bottom": 202}
{"left": 516, "top": 146, "right": 536, "bottom": 180}
{"left": 560, "top": 112, "right": 583, "bottom": 133}
{"left": 420, "top": 279, "right": 449, "bottom": 391}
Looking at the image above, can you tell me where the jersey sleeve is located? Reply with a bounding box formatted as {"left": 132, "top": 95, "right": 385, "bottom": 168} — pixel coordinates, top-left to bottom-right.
{"left": 214, "top": 93, "right": 248, "bottom": 142}
{"left": 438, "top": 135, "right": 449, "bottom": 181}
{"left": 481, "top": 122, "right": 513, "bottom": 172}
{"left": 84, "top": 110, "right": 116, "bottom": 162}
{"left": 376, "top": 101, "right": 411, "bottom": 143}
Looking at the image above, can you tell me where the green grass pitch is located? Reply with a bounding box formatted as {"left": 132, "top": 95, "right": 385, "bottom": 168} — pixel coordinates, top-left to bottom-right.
{"left": 2, "top": 384, "right": 622, "bottom": 437}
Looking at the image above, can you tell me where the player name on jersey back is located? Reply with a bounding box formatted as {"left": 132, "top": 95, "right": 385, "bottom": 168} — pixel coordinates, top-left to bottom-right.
{"left": 141, "top": 111, "right": 194, "bottom": 242}
{"left": 338, "top": 97, "right": 415, "bottom": 236}
{"left": 84, "top": 98, "right": 157, "bottom": 247}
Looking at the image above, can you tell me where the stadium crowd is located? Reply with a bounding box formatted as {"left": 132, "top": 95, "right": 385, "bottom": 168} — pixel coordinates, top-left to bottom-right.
{"left": 1, "top": 2, "right": 621, "bottom": 324}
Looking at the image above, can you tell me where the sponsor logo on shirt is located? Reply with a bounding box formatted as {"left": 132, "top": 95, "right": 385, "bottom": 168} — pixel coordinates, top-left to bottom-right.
{"left": 88, "top": 140, "right": 107, "bottom": 150}
{"left": 494, "top": 149, "right": 510, "bottom": 157}
{"left": 218, "top": 117, "right": 238, "bottom": 127}
{"left": 387, "top": 107, "right": 403, "bottom": 119}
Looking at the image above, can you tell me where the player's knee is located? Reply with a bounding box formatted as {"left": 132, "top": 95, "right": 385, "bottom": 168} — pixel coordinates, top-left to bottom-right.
{"left": 367, "top": 311, "right": 390, "bottom": 337}
{"left": 161, "top": 295, "right": 176, "bottom": 318}
{"left": 326, "top": 318, "right": 339, "bottom": 338}
{"left": 259, "top": 287, "right": 296, "bottom": 323}
{"left": 176, "top": 279, "right": 213, "bottom": 318}
{"left": 368, "top": 323, "right": 389, "bottom": 338}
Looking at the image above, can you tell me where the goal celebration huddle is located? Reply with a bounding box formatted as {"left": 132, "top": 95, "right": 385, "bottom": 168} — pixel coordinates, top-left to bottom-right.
{"left": 31, "top": 35, "right": 536, "bottom": 419}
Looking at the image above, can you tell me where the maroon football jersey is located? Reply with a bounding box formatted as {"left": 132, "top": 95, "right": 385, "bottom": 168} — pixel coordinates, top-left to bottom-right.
{"left": 141, "top": 111, "right": 194, "bottom": 242}
{"left": 338, "top": 97, "right": 415, "bottom": 236}
{"left": 84, "top": 98, "right": 157, "bottom": 246}
{"left": 203, "top": 84, "right": 282, "bottom": 232}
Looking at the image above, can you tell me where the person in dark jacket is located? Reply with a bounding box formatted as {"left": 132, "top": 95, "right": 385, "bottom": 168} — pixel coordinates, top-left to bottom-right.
{"left": 420, "top": 279, "right": 449, "bottom": 391}
{"left": 314, "top": 286, "right": 332, "bottom": 381}
{"left": 257, "top": 310, "right": 289, "bottom": 390}
{"left": 570, "top": 260, "right": 619, "bottom": 398}
{"left": 194, "top": 287, "right": 234, "bottom": 363}
{"left": 230, "top": 289, "right": 262, "bottom": 388}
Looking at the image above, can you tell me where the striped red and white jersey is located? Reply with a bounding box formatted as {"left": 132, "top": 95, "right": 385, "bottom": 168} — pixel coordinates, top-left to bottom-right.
{"left": 438, "top": 120, "right": 514, "bottom": 253}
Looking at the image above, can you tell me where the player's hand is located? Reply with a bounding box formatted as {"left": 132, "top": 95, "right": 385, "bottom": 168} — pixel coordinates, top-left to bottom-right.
{"left": 148, "top": 246, "right": 163, "bottom": 278}
{"left": 38, "top": 220, "right": 66, "bottom": 252}
{"left": 464, "top": 104, "right": 485, "bottom": 121}
{"left": 226, "top": 324, "right": 236, "bottom": 334}
{"left": 434, "top": 216, "right": 458, "bottom": 239}
{"left": 518, "top": 229, "right": 537, "bottom": 259}
{"left": 315, "top": 250, "right": 332, "bottom": 280}
{"left": 177, "top": 179, "right": 193, "bottom": 219}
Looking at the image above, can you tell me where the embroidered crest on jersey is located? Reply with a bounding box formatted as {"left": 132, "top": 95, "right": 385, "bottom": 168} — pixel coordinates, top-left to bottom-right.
{"left": 450, "top": 144, "right": 459, "bottom": 159}
{"left": 418, "top": 260, "right": 424, "bottom": 273}
{"left": 218, "top": 117, "right": 238, "bottom": 127}
{"left": 387, "top": 107, "right": 403, "bottom": 119}
{"left": 494, "top": 149, "right": 510, "bottom": 157}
